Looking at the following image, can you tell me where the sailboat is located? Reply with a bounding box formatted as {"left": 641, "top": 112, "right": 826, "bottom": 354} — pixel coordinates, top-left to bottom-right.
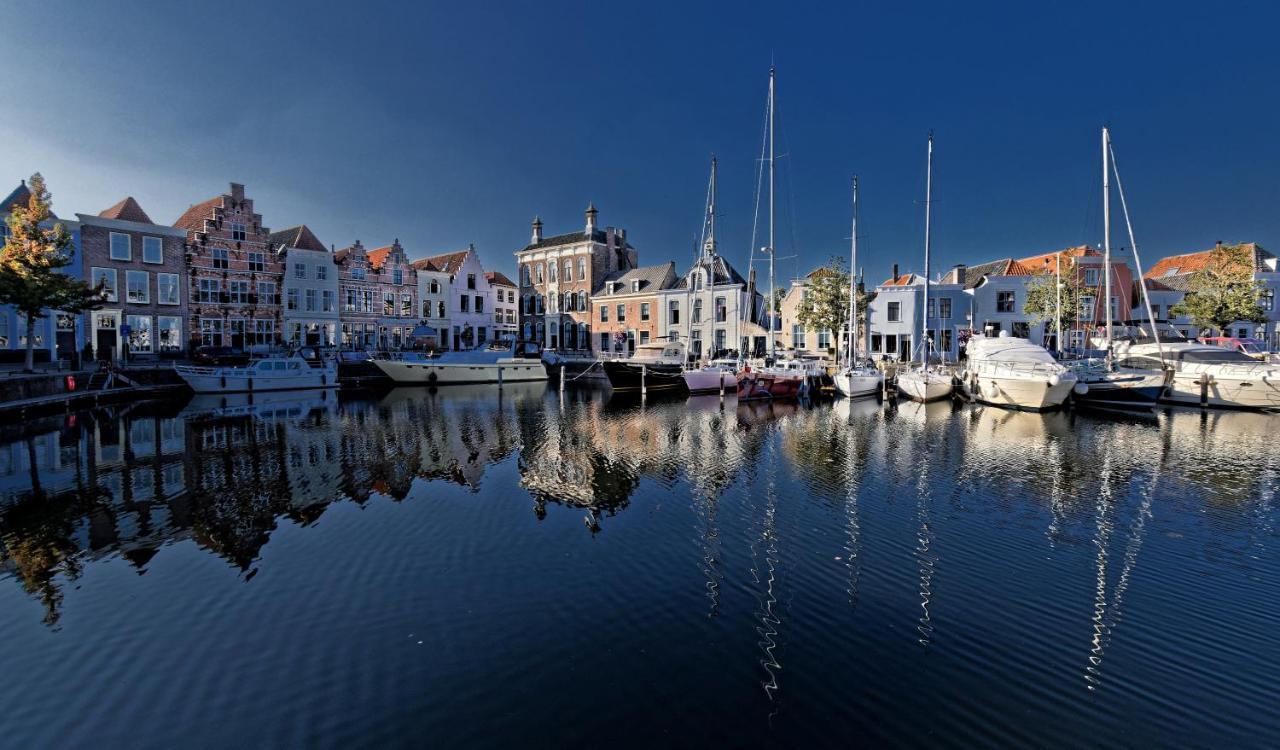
{"left": 737, "top": 66, "right": 805, "bottom": 401}
{"left": 1069, "top": 126, "right": 1168, "bottom": 409}
{"left": 833, "top": 176, "right": 884, "bottom": 398}
{"left": 683, "top": 156, "right": 740, "bottom": 395}
{"left": 897, "top": 134, "right": 954, "bottom": 403}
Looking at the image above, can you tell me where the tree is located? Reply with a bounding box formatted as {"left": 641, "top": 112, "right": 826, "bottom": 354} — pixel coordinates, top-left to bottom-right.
{"left": 796, "top": 257, "right": 851, "bottom": 361}
{"left": 0, "top": 174, "right": 103, "bottom": 371}
{"left": 1169, "top": 243, "right": 1266, "bottom": 335}
{"left": 1022, "top": 266, "right": 1088, "bottom": 348}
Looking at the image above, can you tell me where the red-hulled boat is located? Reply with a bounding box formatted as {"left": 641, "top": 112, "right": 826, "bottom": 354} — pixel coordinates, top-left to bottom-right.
{"left": 736, "top": 366, "right": 803, "bottom": 401}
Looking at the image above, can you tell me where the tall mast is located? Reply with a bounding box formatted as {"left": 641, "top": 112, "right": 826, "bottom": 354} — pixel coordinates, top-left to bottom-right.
{"left": 922, "top": 133, "right": 933, "bottom": 363}
{"left": 767, "top": 66, "right": 777, "bottom": 362}
{"left": 847, "top": 176, "right": 859, "bottom": 368}
{"left": 706, "top": 155, "right": 716, "bottom": 359}
{"left": 1103, "top": 126, "right": 1113, "bottom": 360}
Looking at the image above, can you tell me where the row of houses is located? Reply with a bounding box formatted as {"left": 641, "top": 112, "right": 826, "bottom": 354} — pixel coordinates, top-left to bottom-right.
{"left": 1, "top": 181, "right": 519, "bottom": 361}
{"left": 779, "top": 243, "right": 1280, "bottom": 361}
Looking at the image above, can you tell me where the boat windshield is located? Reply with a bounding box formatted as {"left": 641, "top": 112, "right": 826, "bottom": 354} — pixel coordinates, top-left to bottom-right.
{"left": 1178, "top": 349, "right": 1257, "bottom": 364}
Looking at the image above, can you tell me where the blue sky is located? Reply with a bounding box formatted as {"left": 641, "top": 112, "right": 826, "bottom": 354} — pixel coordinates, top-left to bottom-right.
{"left": 3, "top": 1, "right": 1277, "bottom": 285}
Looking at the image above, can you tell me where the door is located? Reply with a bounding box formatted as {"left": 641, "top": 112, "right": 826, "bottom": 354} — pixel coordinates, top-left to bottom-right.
{"left": 92, "top": 311, "right": 119, "bottom": 361}
{"left": 55, "top": 314, "right": 76, "bottom": 361}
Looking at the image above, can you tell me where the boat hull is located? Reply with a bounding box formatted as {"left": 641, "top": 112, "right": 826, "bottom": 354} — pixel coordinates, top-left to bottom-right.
{"left": 833, "top": 371, "right": 883, "bottom": 399}
{"left": 372, "top": 358, "right": 548, "bottom": 385}
{"left": 683, "top": 368, "right": 737, "bottom": 395}
{"left": 1072, "top": 370, "right": 1167, "bottom": 409}
{"left": 175, "top": 367, "right": 338, "bottom": 394}
{"left": 736, "top": 371, "right": 803, "bottom": 401}
{"left": 1160, "top": 370, "right": 1280, "bottom": 409}
{"left": 961, "top": 373, "right": 1077, "bottom": 411}
{"left": 896, "top": 371, "right": 953, "bottom": 403}
{"left": 602, "top": 361, "right": 687, "bottom": 392}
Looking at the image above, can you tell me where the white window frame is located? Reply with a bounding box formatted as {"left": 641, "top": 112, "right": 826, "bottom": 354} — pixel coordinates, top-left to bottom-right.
{"left": 157, "top": 273, "right": 180, "bottom": 305}
{"left": 109, "top": 232, "right": 131, "bottom": 261}
{"left": 126, "top": 314, "right": 154, "bottom": 353}
{"left": 126, "top": 270, "right": 150, "bottom": 304}
{"left": 142, "top": 235, "right": 163, "bottom": 264}
{"left": 295, "top": 262, "right": 306, "bottom": 279}
{"left": 92, "top": 267, "right": 118, "bottom": 302}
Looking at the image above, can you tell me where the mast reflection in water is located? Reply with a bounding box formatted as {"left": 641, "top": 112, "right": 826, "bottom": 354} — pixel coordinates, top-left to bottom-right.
{"left": 0, "top": 386, "right": 1276, "bottom": 747}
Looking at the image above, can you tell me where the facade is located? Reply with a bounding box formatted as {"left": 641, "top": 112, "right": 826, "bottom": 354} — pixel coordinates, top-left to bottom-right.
{"left": 593, "top": 263, "right": 678, "bottom": 355}
{"left": 658, "top": 241, "right": 760, "bottom": 360}
{"left": 412, "top": 258, "right": 453, "bottom": 350}
{"left": 1, "top": 180, "right": 85, "bottom": 361}
{"left": 422, "top": 245, "right": 496, "bottom": 349}
{"left": 1141, "top": 243, "right": 1280, "bottom": 348}
{"left": 515, "top": 204, "right": 638, "bottom": 352}
{"left": 864, "top": 269, "right": 969, "bottom": 362}
{"left": 334, "top": 239, "right": 418, "bottom": 349}
{"left": 175, "top": 183, "right": 282, "bottom": 350}
{"left": 78, "top": 197, "right": 188, "bottom": 360}
{"left": 272, "top": 225, "right": 338, "bottom": 347}
{"left": 485, "top": 271, "right": 519, "bottom": 341}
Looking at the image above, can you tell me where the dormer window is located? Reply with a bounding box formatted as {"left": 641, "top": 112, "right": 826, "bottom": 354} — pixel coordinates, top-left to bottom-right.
{"left": 631, "top": 280, "right": 641, "bottom": 293}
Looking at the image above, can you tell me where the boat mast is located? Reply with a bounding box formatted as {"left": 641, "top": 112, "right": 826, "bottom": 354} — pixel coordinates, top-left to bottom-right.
{"left": 767, "top": 66, "right": 777, "bottom": 363}
{"left": 921, "top": 133, "right": 933, "bottom": 363}
{"left": 1108, "top": 132, "right": 1165, "bottom": 365}
{"left": 1103, "top": 126, "right": 1113, "bottom": 362}
{"left": 847, "top": 176, "right": 859, "bottom": 368}
{"left": 706, "top": 155, "right": 717, "bottom": 360}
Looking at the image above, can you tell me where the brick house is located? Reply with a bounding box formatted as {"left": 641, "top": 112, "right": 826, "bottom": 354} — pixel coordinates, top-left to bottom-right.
{"left": 592, "top": 263, "right": 678, "bottom": 355}
{"left": 335, "top": 239, "right": 418, "bottom": 349}
{"left": 515, "top": 204, "right": 638, "bottom": 352}
{"left": 77, "top": 197, "right": 188, "bottom": 360}
{"left": 174, "top": 183, "right": 282, "bottom": 350}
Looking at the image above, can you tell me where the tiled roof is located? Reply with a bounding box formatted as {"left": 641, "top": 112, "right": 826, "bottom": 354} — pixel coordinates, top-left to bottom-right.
{"left": 485, "top": 270, "right": 516, "bottom": 287}
{"left": 673, "top": 255, "right": 749, "bottom": 289}
{"left": 421, "top": 249, "right": 470, "bottom": 274}
{"left": 365, "top": 244, "right": 409, "bottom": 270}
{"left": 173, "top": 197, "right": 221, "bottom": 232}
{"left": 1145, "top": 243, "right": 1274, "bottom": 281}
{"left": 880, "top": 273, "right": 922, "bottom": 286}
{"left": 1, "top": 181, "right": 35, "bottom": 216}
{"left": 593, "top": 262, "right": 677, "bottom": 295}
{"left": 522, "top": 229, "right": 609, "bottom": 252}
{"left": 1014, "top": 245, "right": 1097, "bottom": 275}
{"left": 961, "top": 259, "right": 1016, "bottom": 289}
{"left": 410, "top": 258, "right": 442, "bottom": 272}
{"left": 270, "top": 225, "right": 327, "bottom": 252}
{"left": 98, "top": 196, "right": 154, "bottom": 224}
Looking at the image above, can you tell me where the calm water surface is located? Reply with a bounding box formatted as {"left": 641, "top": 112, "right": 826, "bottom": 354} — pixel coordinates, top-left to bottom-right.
{"left": 0, "top": 385, "right": 1276, "bottom": 748}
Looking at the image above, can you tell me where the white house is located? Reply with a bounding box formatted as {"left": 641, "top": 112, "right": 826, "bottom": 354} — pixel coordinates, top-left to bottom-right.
{"left": 656, "top": 239, "right": 761, "bottom": 360}
{"left": 864, "top": 266, "right": 969, "bottom": 362}
{"left": 272, "top": 225, "right": 338, "bottom": 347}
{"left": 1141, "top": 242, "right": 1280, "bottom": 348}
{"left": 485, "top": 271, "right": 519, "bottom": 341}
{"left": 412, "top": 257, "right": 453, "bottom": 350}
{"left": 421, "top": 244, "right": 496, "bottom": 349}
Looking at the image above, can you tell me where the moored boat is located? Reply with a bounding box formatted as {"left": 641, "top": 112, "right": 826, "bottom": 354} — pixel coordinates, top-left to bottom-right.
{"left": 682, "top": 358, "right": 738, "bottom": 394}
{"left": 897, "top": 368, "right": 953, "bottom": 403}
{"left": 371, "top": 340, "right": 547, "bottom": 386}
{"left": 736, "top": 366, "right": 803, "bottom": 401}
{"left": 175, "top": 353, "right": 338, "bottom": 394}
{"left": 1119, "top": 342, "right": 1280, "bottom": 409}
{"left": 959, "top": 335, "right": 1077, "bottom": 411}
{"left": 602, "top": 341, "right": 688, "bottom": 393}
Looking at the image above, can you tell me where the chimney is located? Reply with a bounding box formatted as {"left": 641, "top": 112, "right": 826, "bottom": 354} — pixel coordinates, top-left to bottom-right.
{"left": 585, "top": 202, "right": 598, "bottom": 236}
{"left": 892, "top": 263, "right": 899, "bottom": 282}
{"left": 952, "top": 263, "right": 966, "bottom": 285}
{"left": 230, "top": 182, "right": 245, "bottom": 201}
{"left": 531, "top": 216, "right": 543, "bottom": 244}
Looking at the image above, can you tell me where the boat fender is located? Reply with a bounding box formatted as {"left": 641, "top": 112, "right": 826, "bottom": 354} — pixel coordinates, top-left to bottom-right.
{"left": 65, "top": 375, "right": 76, "bottom": 392}
{"left": 428, "top": 371, "right": 438, "bottom": 384}
{"left": 1049, "top": 374, "right": 1061, "bottom": 387}
{"left": 220, "top": 375, "right": 227, "bottom": 389}
{"left": 248, "top": 377, "right": 253, "bottom": 391}
{"left": 1073, "top": 382, "right": 1089, "bottom": 395}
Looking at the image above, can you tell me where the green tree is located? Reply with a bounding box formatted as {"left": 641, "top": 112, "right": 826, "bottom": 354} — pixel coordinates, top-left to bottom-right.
{"left": 0, "top": 174, "right": 103, "bottom": 371}
{"left": 796, "top": 257, "right": 852, "bottom": 361}
{"left": 1023, "top": 266, "right": 1088, "bottom": 346}
{"left": 1169, "top": 243, "right": 1266, "bottom": 335}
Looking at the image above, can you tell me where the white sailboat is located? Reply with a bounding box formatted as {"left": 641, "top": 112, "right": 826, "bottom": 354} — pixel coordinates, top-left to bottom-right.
{"left": 683, "top": 156, "right": 738, "bottom": 395}
{"left": 897, "top": 134, "right": 954, "bottom": 403}
{"left": 833, "top": 176, "right": 883, "bottom": 398}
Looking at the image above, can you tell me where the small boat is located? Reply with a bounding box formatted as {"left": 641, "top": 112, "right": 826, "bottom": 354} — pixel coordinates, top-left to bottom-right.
{"left": 897, "top": 367, "right": 954, "bottom": 403}
{"left": 371, "top": 339, "right": 547, "bottom": 385}
{"left": 959, "top": 334, "right": 1077, "bottom": 411}
{"left": 736, "top": 365, "right": 803, "bottom": 401}
{"left": 833, "top": 176, "right": 885, "bottom": 400}
{"left": 175, "top": 353, "right": 339, "bottom": 393}
{"left": 601, "top": 340, "right": 688, "bottom": 393}
{"left": 682, "top": 358, "right": 738, "bottom": 395}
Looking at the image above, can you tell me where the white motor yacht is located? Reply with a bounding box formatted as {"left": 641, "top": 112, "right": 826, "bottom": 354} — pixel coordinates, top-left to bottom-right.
{"left": 960, "top": 334, "right": 1077, "bottom": 411}
{"left": 175, "top": 353, "right": 338, "bottom": 394}
{"left": 1118, "top": 342, "right": 1280, "bottom": 409}
{"left": 372, "top": 340, "right": 547, "bottom": 385}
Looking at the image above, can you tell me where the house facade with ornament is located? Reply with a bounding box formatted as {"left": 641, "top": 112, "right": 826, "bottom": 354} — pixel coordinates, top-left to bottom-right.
{"left": 272, "top": 224, "right": 339, "bottom": 347}
{"left": 421, "top": 245, "right": 496, "bottom": 349}
{"left": 334, "top": 239, "right": 418, "bottom": 349}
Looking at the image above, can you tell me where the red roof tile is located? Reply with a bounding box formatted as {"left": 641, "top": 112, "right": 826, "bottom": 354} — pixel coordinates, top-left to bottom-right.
{"left": 99, "top": 196, "right": 154, "bottom": 224}
{"left": 411, "top": 258, "right": 441, "bottom": 272}
{"left": 366, "top": 246, "right": 392, "bottom": 270}
{"left": 421, "top": 249, "right": 470, "bottom": 274}
{"left": 173, "top": 197, "right": 221, "bottom": 232}
{"left": 485, "top": 270, "right": 516, "bottom": 287}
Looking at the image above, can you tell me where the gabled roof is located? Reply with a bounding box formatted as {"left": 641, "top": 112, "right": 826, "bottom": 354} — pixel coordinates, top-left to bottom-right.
{"left": 522, "top": 229, "right": 610, "bottom": 252}
{"left": 485, "top": 270, "right": 516, "bottom": 287}
{"left": 594, "top": 262, "right": 677, "bottom": 295}
{"left": 173, "top": 197, "right": 221, "bottom": 232}
{"left": 270, "top": 225, "right": 327, "bottom": 252}
{"left": 880, "top": 273, "right": 922, "bottom": 287}
{"left": 673, "top": 254, "right": 749, "bottom": 289}
{"left": 1014, "top": 245, "right": 1097, "bottom": 275}
{"left": 421, "top": 249, "right": 471, "bottom": 275}
{"left": 1145, "top": 243, "right": 1274, "bottom": 281}
{"left": 410, "top": 257, "right": 442, "bottom": 273}
{"left": 1, "top": 180, "right": 45, "bottom": 217}
{"left": 961, "top": 259, "right": 1016, "bottom": 289}
{"left": 98, "top": 196, "right": 154, "bottom": 224}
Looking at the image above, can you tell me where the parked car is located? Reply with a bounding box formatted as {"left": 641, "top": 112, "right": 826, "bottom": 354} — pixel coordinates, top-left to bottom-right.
{"left": 191, "top": 346, "right": 250, "bottom": 366}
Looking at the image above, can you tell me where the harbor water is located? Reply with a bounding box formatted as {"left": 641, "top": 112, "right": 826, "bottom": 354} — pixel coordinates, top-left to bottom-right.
{"left": 0, "top": 385, "right": 1276, "bottom": 747}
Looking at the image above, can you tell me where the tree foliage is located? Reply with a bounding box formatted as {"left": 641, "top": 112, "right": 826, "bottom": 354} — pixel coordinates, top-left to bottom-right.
{"left": 795, "top": 256, "right": 867, "bottom": 360}
{"left": 1169, "top": 243, "right": 1267, "bottom": 334}
{"left": 0, "top": 173, "right": 104, "bottom": 370}
{"left": 1022, "top": 265, "right": 1088, "bottom": 343}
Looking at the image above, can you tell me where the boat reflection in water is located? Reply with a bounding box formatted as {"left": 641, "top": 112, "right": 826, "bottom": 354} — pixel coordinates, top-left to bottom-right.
{"left": 0, "top": 387, "right": 1277, "bottom": 747}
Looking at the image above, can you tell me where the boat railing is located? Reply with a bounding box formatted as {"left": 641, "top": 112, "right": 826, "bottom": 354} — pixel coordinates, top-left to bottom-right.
{"left": 969, "top": 359, "right": 1068, "bottom": 379}
{"left": 1174, "top": 359, "right": 1278, "bottom": 377}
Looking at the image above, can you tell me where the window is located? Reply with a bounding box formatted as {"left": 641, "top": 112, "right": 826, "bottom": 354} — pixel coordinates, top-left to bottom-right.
{"left": 393, "top": 268, "right": 403, "bottom": 285}
{"left": 467, "top": 273, "right": 477, "bottom": 289}
{"left": 403, "top": 294, "right": 413, "bottom": 316}
{"left": 126, "top": 315, "right": 153, "bottom": 353}
{"left": 1084, "top": 268, "right": 1100, "bottom": 287}
{"left": 242, "top": 252, "right": 260, "bottom": 272}
{"left": 549, "top": 263, "right": 558, "bottom": 282}
{"left": 1150, "top": 303, "right": 1161, "bottom": 319}
{"left": 126, "top": 270, "right": 149, "bottom": 303}
{"left": 669, "top": 300, "right": 680, "bottom": 324}
{"left": 92, "top": 268, "right": 118, "bottom": 301}
{"left": 640, "top": 303, "right": 650, "bottom": 321}
{"left": 200, "top": 318, "right": 223, "bottom": 347}
{"left": 384, "top": 292, "right": 396, "bottom": 315}
{"left": 600, "top": 305, "right": 609, "bottom": 322}
{"left": 257, "top": 281, "right": 276, "bottom": 303}
{"left": 232, "top": 223, "right": 246, "bottom": 241}
{"left": 287, "top": 289, "right": 299, "bottom": 311}
{"left": 600, "top": 332, "right": 610, "bottom": 351}
{"left": 157, "top": 273, "right": 179, "bottom": 305}
{"left": 157, "top": 316, "right": 182, "bottom": 351}
{"left": 345, "top": 290, "right": 357, "bottom": 312}
{"left": 577, "top": 291, "right": 586, "bottom": 311}
{"left": 229, "top": 281, "right": 250, "bottom": 304}
{"left": 887, "top": 301, "right": 900, "bottom": 322}
{"left": 142, "top": 236, "right": 163, "bottom": 264}
{"left": 941, "top": 328, "right": 953, "bottom": 354}
{"left": 305, "top": 289, "right": 318, "bottom": 312}
{"left": 109, "top": 232, "right": 131, "bottom": 260}
{"left": 352, "top": 266, "right": 366, "bottom": 281}
{"left": 693, "top": 299, "right": 703, "bottom": 323}
{"left": 616, "top": 304, "right": 626, "bottom": 322}
{"left": 253, "top": 319, "right": 274, "bottom": 345}
{"left": 1012, "top": 321, "right": 1031, "bottom": 339}
{"left": 793, "top": 325, "right": 806, "bottom": 349}
{"left": 460, "top": 295, "right": 470, "bottom": 313}
{"left": 323, "top": 290, "right": 335, "bottom": 312}
{"left": 316, "top": 264, "right": 327, "bottom": 281}
{"left": 475, "top": 295, "right": 484, "bottom": 313}
{"left": 213, "top": 247, "right": 229, "bottom": 269}
{"left": 438, "top": 301, "right": 445, "bottom": 318}
{"left": 577, "top": 258, "right": 585, "bottom": 281}
{"left": 997, "top": 291, "right": 1016, "bottom": 313}
{"left": 521, "top": 265, "right": 531, "bottom": 285}
{"left": 563, "top": 261, "right": 572, "bottom": 281}
{"left": 715, "top": 296, "right": 727, "bottom": 322}
{"left": 691, "top": 330, "right": 702, "bottom": 356}
{"left": 927, "top": 298, "right": 935, "bottom": 319}
{"left": 871, "top": 334, "right": 881, "bottom": 353}
{"left": 818, "top": 330, "right": 831, "bottom": 349}
{"left": 197, "top": 278, "right": 218, "bottom": 303}
{"left": 295, "top": 262, "right": 306, "bottom": 279}
{"left": 939, "top": 297, "right": 952, "bottom": 320}
{"left": 536, "top": 264, "right": 544, "bottom": 283}
{"left": 639, "top": 330, "right": 650, "bottom": 345}
{"left": 429, "top": 279, "right": 440, "bottom": 294}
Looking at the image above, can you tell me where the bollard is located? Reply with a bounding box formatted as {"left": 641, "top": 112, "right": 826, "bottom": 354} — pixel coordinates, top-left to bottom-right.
{"left": 642, "top": 365, "right": 647, "bottom": 399}
{"left": 719, "top": 372, "right": 725, "bottom": 401}
{"left": 498, "top": 364, "right": 504, "bottom": 389}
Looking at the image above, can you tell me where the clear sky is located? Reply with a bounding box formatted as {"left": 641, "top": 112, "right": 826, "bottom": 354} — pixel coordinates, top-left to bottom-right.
{"left": 3, "top": 1, "right": 1277, "bottom": 286}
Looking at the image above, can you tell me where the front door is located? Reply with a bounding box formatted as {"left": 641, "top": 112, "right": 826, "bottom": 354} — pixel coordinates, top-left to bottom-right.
{"left": 92, "top": 311, "right": 119, "bottom": 361}
{"left": 55, "top": 314, "right": 76, "bottom": 361}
